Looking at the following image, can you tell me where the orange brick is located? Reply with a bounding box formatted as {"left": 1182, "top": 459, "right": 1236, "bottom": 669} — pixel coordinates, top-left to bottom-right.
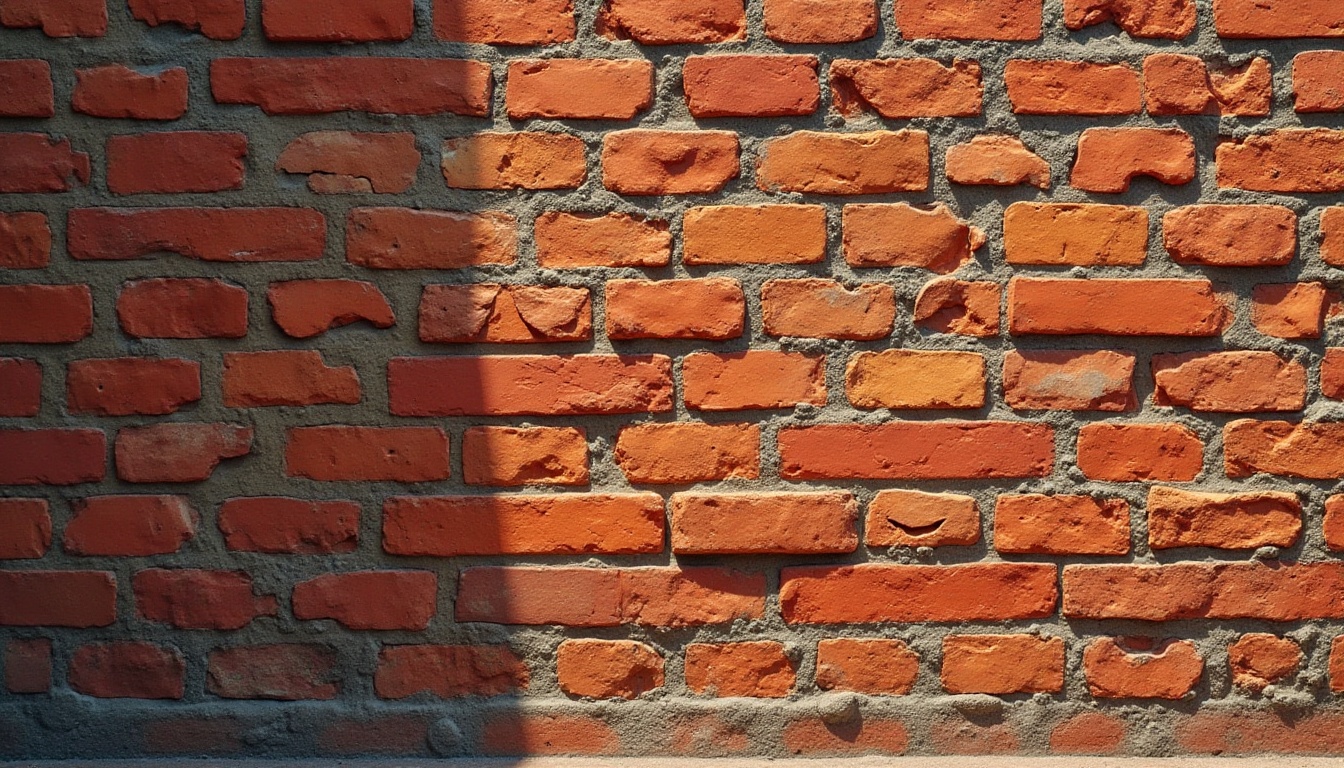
{"left": 683, "top": 55, "right": 819, "bottom": 117}
{"left": 1077, "top": 423, "right": 1203, "bottom": 482}
{"left": 683, "top": 205, "right": 826, "bottom": 265}
{"left": 843, "top": 203, "right": 984, "bottom": 271}
{"left": 442, "top": 133, "right": 586, "bottom": 190}
{"left": 941, "top": 634, "right": 1064, "bottom": 694}
{"left": 1147, "top": 486, "right": 1301, "bottom": 550}
{"left": 670, "top": 492, "right": 858, "bottom": 554}
{"left": 761, "top": 279, "right": 895, "bottom": 340}
{"left": 614, "top": 423, "right": 760, "bottom": 484}
{"left": 685, "top": 642, "right": 795, "bottom": 698}
{"left": 506, "top": 59, "right": 653, "bottom": 120}
{"left": 1004, "top": 203, "right": 1148, "bottom": 266}
{"left": 756, "top": 130, "right": 928, "bottom": 194}
{"left": 1006, "top": 60, "right": 1142, "bottom": 115}
{"left": 606, "top": 279, "right": 745, "bottom": 340}
{"left": 682, "top": 351, "right": 826, "bottom": 411}
{"left": 602, "top": 130, "right": 739, "bottom": 195}
{"left": 461, "top": 426, "right": 589, "bottom": 486}
{"left": 846, "top": 350, "right": 986, "bottom": 409}
{"left": 830, "top": 59, "right": 981, "bottom": 118}
{"left": 994, "top": 494, "right": 1131, "bottom": 556}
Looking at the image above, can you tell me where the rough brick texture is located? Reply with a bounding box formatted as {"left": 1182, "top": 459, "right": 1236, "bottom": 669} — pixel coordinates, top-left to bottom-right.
{"left": 3, "top": 0, "right": 1344, "bottom": 760}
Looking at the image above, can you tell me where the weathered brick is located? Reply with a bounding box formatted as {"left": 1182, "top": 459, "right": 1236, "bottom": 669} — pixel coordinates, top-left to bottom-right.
{"left": 1063, "top": 561, "right": 1344, "bottom": 620}
{"left": 1005, "top": 60, "right": 1142, "bottom": 115}
{"left": 686, "top": 642, "right": 795, "bottom": 698}
{"left": 435, "top": 0, "right": 574, "bottom": 44}
{"left": 557, "top": 639, "right": 664, "bottom": 700}
{"left": 1252, "top": 282, "right": 1329, "bottom": 339}
{"left": 69, "top": 208, "right": 326, "bottom": 263}
{"left": 764, "top": 0, "right": 875, "bottom": 42}
{"left": 69, "top": 643, "right": 184, "bottom": 699}
{"left": 507, "top": 59, "right": 653, "bottom": 120}
{"left": 293, "top": 571, "right": 437, "bottom": 630}
{"left": 117, "top": 278, "right": 248, "bottom": 339}
{"left": 444, "top": 132, "right": 587, "bottom": 191}
{"left": 67, "top": 358, "right": 201, "bottom": 416}
{"left": 135, "top": 569, "right": 276, "bottom": 630}
{"left": 830, "top": 59, "right": 981, "bottom": 118}
{"left": 1217, "top": 130, "right": 1344, "bottom": 192}
{"left": 682, "top": 351, "right": 827, "bottom": 411}
{"left": 1214, "top": 0, "right": 1344, "bottom": 38}
{"left": 914, "top": 279, "right": 1000, "bottom": 337}
{"left": 946, "top": 135, "right": 1050, "bottom": 188}
{"left": 278, "top": 132, "right": 419, "bottom": 194}
{"left": 602, "top": 130, "right": 738, "bottom": 195}
{"left": 462, "top": 426, "right": 589, "bottom": 486}
{"left": 614, "top": 423, "right": 759, "bottom": 484}
{"left": 346, "top": 208, "right": 516, "bottom": 269}
{"left": 761, "top": 279, "right": 895, "bottom": 340}
{"left": 383, "top": 494, "right": 663, "bottom": 555}
{"left": 1066, "top": 0, "right": 1196, "bottom": 38}
{"left": 670, "top": 492, "right": 857, "bottom": 554}
{"left": 1147, "top": 486, "right": 1301, "bottom": 550}
{"left": 73, "top": 65, "right": 188, "bottom": 120}
{"left": 64, "top": 496, "right": 195, "bottom": 556}
{"left": 419, "top": 284, "right": 592, "bottom": 344}
{"left": 815, "top": 638, "right": 919, "bottom": 695}
{"left": 267, "top": 280, "right": 395, "bottom": 338}
{"left": 218, "top": 498, "right": 360, "bottom": 554}
{"left": 375, "top": 645, "right": 528, "bottom": 699}
{"left": 534, "top": 212, "right": 671, "bottom": 268}
{"left": 683, "top": 55, "right": 819, "bottom": 118}
{"left": 207, "top": 644, "right": 339, "bottom": 700}
{"left": 223, "top": 351, "right": 360, "bottom": 408}
{"left": 1, "top": 0, "right": 107, "bottom": 36}
{"left": 212, "top": 58, "right": 491, "bottom": 116}
{"left": 941, "top": 635, "right": 1065, "bottom": 694}
{"left": 779, "top": 421, "right": 1054, "bottom": 480}
{"left": 1225, "top": 420, "right": 1344, "bottom": 479}
{"left": 1003, "top": 350, "right": 1136, "bottom": 411}
{"left": 1008, "top": 278, "right": 1227, "bottom": 336}
{"left": 0, "top": 134, "right": 89, "bottom": 193}
{"left": 115, "top": 423, "right": 252, "bottom": 483}
{"left": 895, "top": 0, "right": 1041, "bottom": 40}
{"left": 994, "top": 494, "right": 1130, "bottom": 556}
{"left": 1144, "top": 54, "right": 1272, "bottom": 116}
{"left": 1083, "top": 638, "right": 1203, "bottom": 699}
{"left": 844, "top": 203, "right": 985, "bottom": 271}
{"left": 1004, "top": 203, "right": 1148, "bottom": 266}
{"left": 0, "top": 212, "right": 50, "bottom": 270}
{"left": 781, "top": 563, "right": 1058, "bottom": 623}
{"left": 757, "top": 130, "right": 929, "bottom": 194}
{"left": 1072, "top": 127, "right": 1196, "bottom": 193}
{"left": 1153, "top": 351, "right": 1306, "bottom": 412}
{"left": 285, "top": 426, "right": 449, "bottom": 482}
{"left": 1229, "top": 634, "right": 1301, "bottom": 693}
{"left": 1077, "top": 423, "right": 1204, "bottom": 482}
{"left": 606, "top": 279, "right": 744, "bottom": 341}
{"left": 390, "top": 355, "right": 673, "bottom": 416}
{"left": 0, "top": 499, "right": 50, "bottom": 560}
{"left": 1294, "top": 51, "right": 1344, "bottom": 112}
{"left": 5, "top": 638, "right": 52, "bottom": 693}
{"left": 847, "top": 350, "right": 986, "bottom": 409}
{"left": 597, "top": 0, "right": 743, "bottom": 43}
{"left": 129, "top": 0, "right": 244, "bottom": 39}
{"left": 866, "top": 490, "right": 981, "bottom": 548}
{"left": 0, "top": 60, "right": 53, "bottom": 117}
{"left": 1163, "top": 205, "right": 1296, "bottom": 266}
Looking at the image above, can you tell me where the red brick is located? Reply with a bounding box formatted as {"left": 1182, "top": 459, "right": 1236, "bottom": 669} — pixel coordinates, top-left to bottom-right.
{"left": 1294, "top": 51, "right": 1344, "bottom": 112}
{"left": 781, "top": 563, "right": 1058, "bottom": 623}
{"left": 1004, "top": 202, "right": 1148, "bottom": 266}
{"left": 782, "top": 719, "right": 910, "bottom": 756}
{"left": 69, "top": 643, "right": 184, "bottom": 699}
{"left": 946, "top": 135, "right": 1051, "bottom": 189}
{"left": 757, "top": 130, "right": 929, "bottom": 194}
{"left": 914, "top": 278, "right": 1000, "bottom": 336}
{"left": 117, "top": 278, "right": 248, "bottom": 339}
{"left": 815, "top": 638, "right": 919, "bottom": 695}
{"left": 843, "top": 203, "right": 985, "bottom": 271}
{"left": 375, "top": 645, "right": 528, "bottom": 699}
{"left": 1214, "top": 0, "right": 1344, "bottom": 38}
{"left": 5, "top": 638, "right": 51, "bottom": 693}
{"left": 346, "top": 208, "right": 516, "bottom": 269}
{"left": 1073, "top": 127, "right": 1197, "bottom": 193}
{"left": 436, "top": 0, "right": 575, "bottom": 44}
{"left": 1008, "top": 278, "right": 1226, "bottom": 336}
{"left": 293, "top": 571, "right": 437, "bottom": 630}
{"left": 1005, "top": 60, "right": 1142, "bottom": 115}
{"left": 866, "top": 490, "right": 981, "bottom": 548}
{"left": 419, "top": 284, "right": 591, "bottom": 344}
{"left": 285, "top": 426, "right": 449, "bottom": 482}
{"left": 848, "top": 350, "right": 985, "bottom": 410}
{"left": 0, "top": 212, "right": 49, "bottom": 269}
{"left": 779, "top": 421, "right": 1054, "bottom": 480}
{"left": 1252, "top": 282, "right": 1329, "bottom": 339}
{"left": 666, "top": 715, "right": 752, "bottom": 756}
{"left": 0, "top": 571, "right": 115, "bottom": 626}
{"left": 830, "top": 59, "right": 981, "bottom": 118}
{"left": 115, "top": 423, "right": 252, "bottom": 483}
{"left": 278, "top": 132, "right": 419, "bottom": 194}
{"left": 207, "top": 645, "right": 338, "bottom": 700}
{"left": 69, "top": 207, "right": 325, "bottom": 262}
{"left": 223, "top": 351, "right": 360, "bottom": 408}
{"left": 686, "top": 642, "right": 795, "bottom": 698}
{"left": 444, "top": 132, "right": 587, "bottom": 191}
{"left": 1065, "top": 0, "right": 1196, "bottom": 37}
{"left": 1077, "top": 423, "right": 1204, "bottom": 482}
{"left": 1225, "top": 419, "right": 1344, "bottom": 479}
{"left": 0, "top": 60, "right": 52, "bottom": 117}
{"left": 0, "top": 134, "right": 89, "bottom": 193}
{"left": 1144, "top": 54, "right": 1272, "bottom": 116}
{"left": 606, "top": 279, "right": 745, "bottom": 341}
{"left": 135, "top": 569, "right": 276, "bottom": 630}
{"left": 1083, "top": 638, "right": 1203, "bottom": 699}
{"left": 1003, "top": 350, "right": 1136, "bottom": 411}
{"left": 602, "top": 130, "right": 738, "bottom": 195}
{"left": 1217, "top": 129, "right": 1344, "bottom": 192}
{"left": 0, "top": 499, "right": 49, "bottom": 560}
{"left": 73, "top": 64, "right": 187, "bottom": 120}
{"left": 1050, "top": 711, "right": 1127, "bottom": 755}
{"left": 142, "top": 718, "right": 244, "bottom": 755}
{"left": 995, "top": 494, "right": 1130, "bottom": 556}
{"left": 0, "top": 284, "right": 92, "bottom": 343}
{"left": 1229, "top": 634, "right": 1301, "bottom": 692}
{"left": 762, "top": 279, "right": 894, "bottom": 341}
{"left": 506, "top": 59, "right": 653, "bottom": 120}
{"left": 390, "top": 355, "right": 673, "bottom": 416}
{"left": 212, "top": 57, "right": 491, "bottom": 116}
{"left": 941, "top": 634, "right": 1065, "bottom": 694}
{"left": 268, "top": 279, "right": 395, "bottom": 338}
{"left": 683, "top": 55, "right": 819, "bottom": 117}
{"left": 129, "top": 0, "right": 244, "bottom": 39}
{"left": 456, "top": 566, "right": 765, "bottom": 627}
{"left": 684, "top": 204, "right": 826, "bottom": 265}
{"left": 534, "top": 212, "right": 671, "bottom": 268}
{"left": 64, "top": 496, "right": 195, "bottom": 556}
{"left": 482, "top": 713, "right": 619, "bottom": 757}
{"left": 896, "top": 0, "right": 1041, "bottom": 40}
{"left": 462, "top": 426, "right": 589, "bottom": 486}
{"left": 1325, "top": 496, "right": 1344, "bottom": 552}
{"left": 1178, "top": 711, "right": 1344, "bottom": 754}
{"left": 1062, "top": 561, "right": 1344, "bottom": 620}
{"left": 614, "top": 422, "right": 759, "bottom": 484}
{"left": 670, "top": 491, "right": 857, "bottom": 554}
{"left": 383, "top": 494, "right": 663, "bottom": 556}
{"left": 1153, "top": 351, "right": 1306, "bottom": 412}
{"left": 67, "top": 358, "right": 201, "bottom": 416}
{"left": 683, "top": 351, "right": 826, "bottom": 411}
{"left": 107, "top": 132, "right": 246, "bottom": 195}
{"left": 218, "top": 497, "right": 360, "bottom": 554}
{"left": 1148, "top": 486, "right": 1301, "bottom": 550}
{"left": 0, "top": 0, "right": 106, "bottom": 36}
{"left": 263, "top": 0, "right": 411, "bottom": 41}
{"left": 1333, "top": 637, "right": 1344, "bottom": 692}
{"left": 764, "top": 0, "right": 875, "bottom": 42}
{"left": 1164, "top": 205, "right": 1295, "bottom": 266}
{"left": 1324, "top": 348, "right": 1344, "bottom": 400}
{"left": 557, "top": 640, "right": 664, "bottom": 699}
{"left": 0, "top": 358, "right": 41, "bottom": 417}
{"left": 597, "top": 0, "right": 744, "bottom": 43}
{"left": 0, "top": 429, "right": 105, "bottom": 485}
{"left": 924, "top": 718, "right": 1019, "bottom": 756}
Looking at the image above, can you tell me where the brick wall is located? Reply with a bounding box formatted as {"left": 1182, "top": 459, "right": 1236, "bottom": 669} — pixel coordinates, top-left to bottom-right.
{"left": 3, "top": 0, "right": 1344, "bottom": 758}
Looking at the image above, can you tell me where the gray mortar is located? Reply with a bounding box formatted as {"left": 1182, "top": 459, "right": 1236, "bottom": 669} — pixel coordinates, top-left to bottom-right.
{"left": 2, "top": 0, "right": 1344, "bottom": 758}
